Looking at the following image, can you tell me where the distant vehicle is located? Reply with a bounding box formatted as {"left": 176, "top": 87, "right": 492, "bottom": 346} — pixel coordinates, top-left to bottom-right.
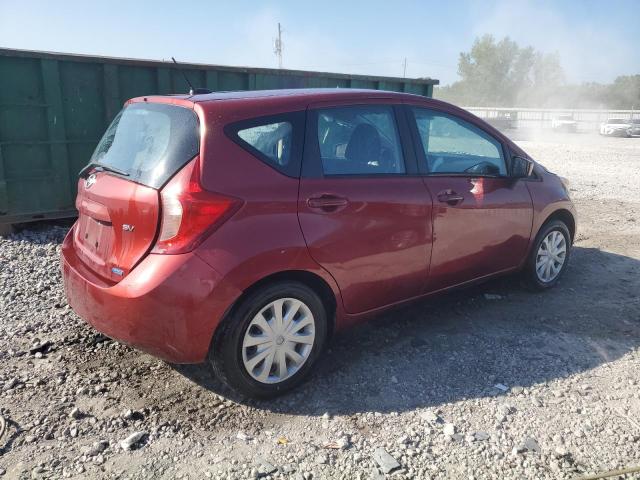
{"left": 486, "top": 111, "right": 517, "bottom": 130}
{"left": 630, "top": 119, "right": 640, "bottom": 136}
{"left": 600, "top": 118, "right": 632, "bottom": 137}
{"left": 62, "top": 89, "right": 576, "bottom": 398}
{"left": 552, "top": 115, "right": 578, "bottom": 132}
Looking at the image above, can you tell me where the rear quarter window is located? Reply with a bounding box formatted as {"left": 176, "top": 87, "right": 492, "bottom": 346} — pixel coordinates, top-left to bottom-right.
{"left": 225, "top": 111, "right": 305, "bottom": 178}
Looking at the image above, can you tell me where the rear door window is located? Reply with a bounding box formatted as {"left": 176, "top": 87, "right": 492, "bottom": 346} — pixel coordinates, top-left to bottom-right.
{"left": 89, "top": 103, "right": 200, "bottom": 189}
{"left": 315, "top": 105, "right": 405, "bottom": 175}
{"left": 412, "top": 108, "right": 506, "bottom": 176}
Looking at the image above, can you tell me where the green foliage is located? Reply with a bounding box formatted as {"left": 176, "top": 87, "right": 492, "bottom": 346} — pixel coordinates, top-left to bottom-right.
{"left": 435, "top": 35, "right": 639, "bottom": 109}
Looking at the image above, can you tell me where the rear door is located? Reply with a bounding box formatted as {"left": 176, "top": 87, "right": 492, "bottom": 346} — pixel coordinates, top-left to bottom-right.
{"left": 298, "top": 102, "right": 433, "bottom": 314}
{"left": 407, "top": 106, "right": 533, "bottom": 290}
{"left": 73, "top": 101, "right": 199, "bottom": 282}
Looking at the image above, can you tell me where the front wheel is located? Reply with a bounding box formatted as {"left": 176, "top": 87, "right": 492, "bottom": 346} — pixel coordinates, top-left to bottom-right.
{"left": 209, "top": 281, "right": 328, "bottom": 398}
{"left": 523, "top": 220, "right": 571, "bottom": 290}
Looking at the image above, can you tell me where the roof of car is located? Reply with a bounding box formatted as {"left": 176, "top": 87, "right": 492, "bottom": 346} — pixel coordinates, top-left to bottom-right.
{"left": 134, "top": 88, "right": 442, "bottom": 112}
{"left": 187, "top": 88, "right": 426, "bottom": 103}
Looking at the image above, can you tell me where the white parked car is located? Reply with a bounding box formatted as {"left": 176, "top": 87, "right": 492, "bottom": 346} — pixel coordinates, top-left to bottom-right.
{"left": 600, "top": 119, "right": 632, "bottom": 137}
{"left": 552, "top": 115, "right": 578, "bottom": 132}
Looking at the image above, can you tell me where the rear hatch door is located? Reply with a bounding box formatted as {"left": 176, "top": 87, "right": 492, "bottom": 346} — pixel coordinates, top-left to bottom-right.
{"left": 72, "top": 101, "right": 200, "bottom": 282}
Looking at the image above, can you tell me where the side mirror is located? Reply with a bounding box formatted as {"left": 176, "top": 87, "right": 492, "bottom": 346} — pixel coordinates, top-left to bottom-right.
{"left": 512, "top": 156, "right": 534, "bottom": 178}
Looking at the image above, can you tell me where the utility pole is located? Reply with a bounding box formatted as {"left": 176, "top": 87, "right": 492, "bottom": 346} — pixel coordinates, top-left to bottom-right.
{"left": 274, "top": 23, "right": 283, "bottom": 69}
{"left": 403, "top": 58, "right": 407, "bottom": 78}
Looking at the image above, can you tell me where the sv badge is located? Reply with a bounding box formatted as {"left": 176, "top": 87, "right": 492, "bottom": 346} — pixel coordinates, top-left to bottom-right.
{"left": 122, "top": 224, "right": 135, "bottom": 232}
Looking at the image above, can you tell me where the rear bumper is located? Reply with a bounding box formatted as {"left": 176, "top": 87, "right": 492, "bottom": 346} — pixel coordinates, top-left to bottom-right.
{"left": 61, "top": 228, "right": 242, "bottom": 363}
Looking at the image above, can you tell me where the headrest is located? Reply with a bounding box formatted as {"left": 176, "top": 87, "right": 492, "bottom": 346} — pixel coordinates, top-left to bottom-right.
{"left": 345, "top": 123, "right": 380, "bottom": 165}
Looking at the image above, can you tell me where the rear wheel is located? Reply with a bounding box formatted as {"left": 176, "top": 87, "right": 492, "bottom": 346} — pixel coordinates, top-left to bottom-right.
{"left": 210, "top": 281, "right": 328, "bottom": 398}
{"left": 523, "top": 220, "right": 571, "bottom": 290}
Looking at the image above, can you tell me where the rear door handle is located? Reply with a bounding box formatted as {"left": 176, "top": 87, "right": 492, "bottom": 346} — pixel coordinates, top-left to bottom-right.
{"left": 307, "top": 194, "right": 349, "bottom": 210}
{"left": 437, "top": 190, "right": 464, "bottom": 205}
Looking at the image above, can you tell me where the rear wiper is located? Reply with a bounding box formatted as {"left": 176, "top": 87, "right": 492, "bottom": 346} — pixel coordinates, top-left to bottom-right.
{"left": 79, "top": 162, "right": 130, "bottom": 178}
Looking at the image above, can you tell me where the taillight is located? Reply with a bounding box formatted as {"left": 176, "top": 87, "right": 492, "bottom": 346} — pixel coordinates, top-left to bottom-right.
{"left": 152, "top": 157, "right": 241, "bottom": 254}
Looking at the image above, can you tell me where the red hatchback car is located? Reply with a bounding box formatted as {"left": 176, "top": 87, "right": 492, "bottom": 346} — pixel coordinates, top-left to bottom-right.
{"left": 62, "top": 89, "right": 576, "bottom": 398}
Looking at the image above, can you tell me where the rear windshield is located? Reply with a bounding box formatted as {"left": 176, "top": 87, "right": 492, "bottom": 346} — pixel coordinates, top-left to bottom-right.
{"left": 89, "top": 103, "right": 199, "bottom": 188}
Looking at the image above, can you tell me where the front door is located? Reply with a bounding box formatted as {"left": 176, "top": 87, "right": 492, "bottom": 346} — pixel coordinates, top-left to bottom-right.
{"left": 408, "top": 106, "right": 533, "bottom": 290}
{"left": 298, "top": 103, "right": 433, "bottom": 314}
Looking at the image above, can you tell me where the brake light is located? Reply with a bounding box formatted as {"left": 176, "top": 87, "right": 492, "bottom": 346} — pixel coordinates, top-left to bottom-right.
{"left": 152, "top": 157, "right": 241, "bottom": 254}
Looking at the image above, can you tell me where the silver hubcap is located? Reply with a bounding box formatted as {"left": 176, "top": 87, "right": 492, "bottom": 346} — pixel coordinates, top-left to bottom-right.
{"left": 536, "top": 230, "right": 567, "bottom": 283}
{"left": 242, "top": 298, "right": 315, "bottom": 384}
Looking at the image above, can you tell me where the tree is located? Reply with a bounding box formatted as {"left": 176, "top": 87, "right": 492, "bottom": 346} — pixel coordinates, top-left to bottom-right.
{"left": 436, "top": 35, "right": 565, "bottom": 107}
{"left": 608, "top": 75, "right": 640, "bottom": 109}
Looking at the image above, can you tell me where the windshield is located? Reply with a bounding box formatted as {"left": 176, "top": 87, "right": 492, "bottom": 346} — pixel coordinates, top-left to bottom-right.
{"left": 89, "top": 103, "right": 199, "bottom": 189}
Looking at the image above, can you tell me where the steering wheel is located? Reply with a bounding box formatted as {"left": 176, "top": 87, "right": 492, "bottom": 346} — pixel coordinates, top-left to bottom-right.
{"left": 464, "top": 161, "right": 500, "bottom": 175}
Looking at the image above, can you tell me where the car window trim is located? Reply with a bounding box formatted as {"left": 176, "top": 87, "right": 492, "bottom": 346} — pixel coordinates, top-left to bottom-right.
{"left": 403, "top": 104, "right": 512, "bottom": 178}
{"left": 224, "top": 110, "right": 306, "bottom": 178}
{"left": 302, "top": 103, "right": 416, "bottom": 179}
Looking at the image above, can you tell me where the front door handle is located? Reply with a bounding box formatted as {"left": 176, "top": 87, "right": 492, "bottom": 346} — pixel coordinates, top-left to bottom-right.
{"left": 307, "top": 194, "right": 349, "bottom": 210}
{"left": 437, "top": 190, "right": 464, "bottom": 205}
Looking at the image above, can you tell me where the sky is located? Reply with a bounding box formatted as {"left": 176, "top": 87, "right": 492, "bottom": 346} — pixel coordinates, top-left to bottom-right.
{"left": 1, "top": 0, "right": 638, "bottom": 85}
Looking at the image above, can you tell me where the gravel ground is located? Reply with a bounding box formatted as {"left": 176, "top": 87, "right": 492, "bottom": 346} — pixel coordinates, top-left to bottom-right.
{"left": 1, "top": 132, "right": 639, "bottom": 480}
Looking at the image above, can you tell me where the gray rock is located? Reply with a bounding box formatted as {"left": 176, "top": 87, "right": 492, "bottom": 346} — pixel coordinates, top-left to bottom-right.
{"left": 512, "top": 445, "right": 526, "bottom": 455}
{"left": 255, "top": 458, "right": 277, "bottom": 477}
{"left": 443, "top": 423, "right": 456, "bottom": 436}
{"left": 2, "top": 378, "right": 18, "bottom": 391}
{"left": 324, "top": 436, "right": 351, "bottom": 450}
{"left": 83, "top": 440, "right": 108, "bottom": 457}
{"left": 372, "top": 447, "right": 400, "bottom": 474}
{"left": 31, "top": 466, "right": 45, "bottom": 478}
{"left": 523, "top": 437, "right": 541, "bottom": 453}
{"left": 69, "top": 407, "right": 83, "bottom": 420}
{"left": 29, "top": 341, "right": 52, "bottom": 355}
{"left": 498, "top": 404, "right": 515, "bottom": 416}
{"left": 420, "top": 410, "right": 441, "bottom": 423}
{"left": 554, "top": 446, "right": 569, "bottom": 457}
{"left": 120, "top": 431, "right": 147, "bottom": 451}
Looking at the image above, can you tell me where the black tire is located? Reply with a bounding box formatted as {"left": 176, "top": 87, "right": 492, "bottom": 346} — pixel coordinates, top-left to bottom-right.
{"left": 523, "top": 220, "right": 571, "bottom": 291}
{"left": 209, "top": 281, "right": 328, "bottom": 399}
